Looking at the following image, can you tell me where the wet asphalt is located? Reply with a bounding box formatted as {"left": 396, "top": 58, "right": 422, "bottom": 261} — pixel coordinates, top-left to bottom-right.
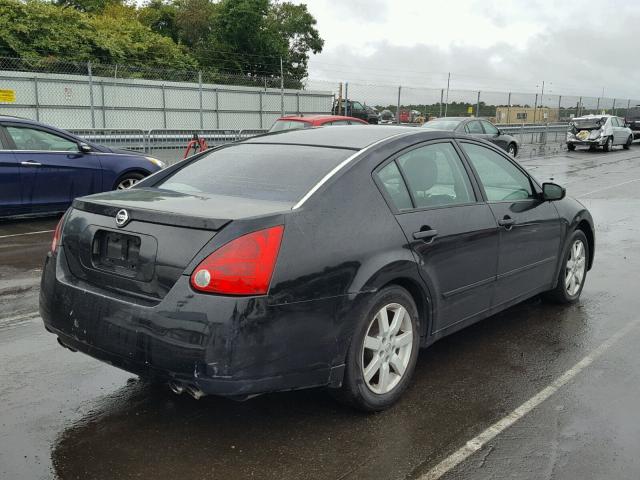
{"left": 1, "top": 145, "right": 640, "bottom": 480}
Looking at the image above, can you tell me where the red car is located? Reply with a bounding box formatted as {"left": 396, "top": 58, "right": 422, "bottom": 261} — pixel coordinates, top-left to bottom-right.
{"left": 268, "top": 115, "right": 368, "bottom": 132}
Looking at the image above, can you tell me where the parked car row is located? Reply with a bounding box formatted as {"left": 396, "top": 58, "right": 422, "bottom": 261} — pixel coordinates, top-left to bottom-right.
{"left": 0, "top": 116, "right": 164, "bottom": 218}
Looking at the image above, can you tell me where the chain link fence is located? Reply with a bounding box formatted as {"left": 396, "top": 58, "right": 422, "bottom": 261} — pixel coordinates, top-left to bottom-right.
{"left": 1, "top": 56, "right": 639, "bottom": 160}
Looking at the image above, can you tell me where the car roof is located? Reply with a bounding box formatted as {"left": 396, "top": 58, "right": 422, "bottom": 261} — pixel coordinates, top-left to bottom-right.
{"left": 245, "top": 125, "right": 454, "bottom": 150}
{"left": 277, "top": 114, "right": 364, "bottom": 123}
{"left": 573, "top": 114, "right": 613, "bottom": 120}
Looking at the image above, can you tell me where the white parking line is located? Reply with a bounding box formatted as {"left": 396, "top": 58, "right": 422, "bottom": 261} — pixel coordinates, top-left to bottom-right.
{"left": 0, "top": 230, "right": 54, "bottom": 240}
{"left": 417, "top": 318, "right": 640, "bottom": 480}
{"left": 579, "top": 178, "right": 640, "bottom": 198}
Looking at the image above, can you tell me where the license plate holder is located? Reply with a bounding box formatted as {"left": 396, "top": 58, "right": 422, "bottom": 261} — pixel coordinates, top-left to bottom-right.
{"left": 92, "top": 230, "right": 142, "bottom": 277}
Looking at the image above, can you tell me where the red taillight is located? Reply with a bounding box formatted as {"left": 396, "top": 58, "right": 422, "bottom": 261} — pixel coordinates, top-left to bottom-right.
{"left": 51, "top": 216, "right": 64, "bottom": 253}
{"left": 190, "top": 225, "right": 284, "bottom": 295}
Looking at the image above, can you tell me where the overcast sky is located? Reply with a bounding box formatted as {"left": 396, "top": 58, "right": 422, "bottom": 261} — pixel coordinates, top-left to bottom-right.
{"left": 297, "top": 0, "right": 640, "bottom": 101}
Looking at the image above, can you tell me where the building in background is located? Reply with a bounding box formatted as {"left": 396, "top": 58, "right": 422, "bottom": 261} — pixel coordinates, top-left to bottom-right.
{"left": 495, "top": 106, "right": 559, "bottom": 124}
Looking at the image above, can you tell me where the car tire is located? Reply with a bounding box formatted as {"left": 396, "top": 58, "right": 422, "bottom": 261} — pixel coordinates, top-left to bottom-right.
{"left": 603, "top": 136, "right": 613, "bottom": 152}
{"left": 332, "top": 285, "right": 420, "bottom": 412}
{"left": 567, "top": 143, "right": 576, "bottom": 151}
{"left": 623, "top": 135, "right": 633, "bottom": 150}
{"left": 115, "top": 172, "right": 146, "bottom": 190}
{"left": 545, "top": 229, "right": 589, "bottom": 304}
{"left": 507, "top": 143, "right": 517, "bottom": 157}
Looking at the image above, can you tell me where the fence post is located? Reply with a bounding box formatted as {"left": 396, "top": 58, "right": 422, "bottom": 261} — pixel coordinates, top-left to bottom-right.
{"left": 161, "top": 84, "right": 167, "bottom": 129}
{"left": 88, "top": 61, "right": 95, "bottom": 128}
{"left": 627, "top": 99, "right": 631, "bottom": 119}
{"left": 439, "top": 89, "right": 443, "bottom": 117}
{"left": 100, "top": 81, "right": 106, "bottom": 128}
{"left": 215, "top": 88, "right": 219, "bottom": 129}
{"left": 557, "top": 95, "right": 562, "bottom": 122}
{"left": 444, "top": 72, "right": 450, "bottom": 117}
{"left": 396, "top": 85, "right": 401, "bottom": 125}
{"left": 476, "top": 91, "right": 481, "bottom": 118}
{"left": 506, "top": 92, "right": 511, "bottom": 124}
{"left": 596, "top": 96, "right": 600, "bottom": 112}
{"left": 33, "top": 76, "right": 40, "bottom": 122}
{"left": 296, "top": 91, "right": 300, "bottom": 115}
{"left": 280, "top": 57, "right": 284, "bottom": 117}
{"left": 198, "top": 71, "right": 204, "bottom": 129}
{"left": 612, "top": 98, "right": 616, "bottom": 116}
{"left": 578, "top": 96, "right": 582, "bottom": 117}
{"left": 259, "top": 90, "right": 263, "bottom": 129}
{"left": 344, "top": 82, "right": 349, "bottom": 116}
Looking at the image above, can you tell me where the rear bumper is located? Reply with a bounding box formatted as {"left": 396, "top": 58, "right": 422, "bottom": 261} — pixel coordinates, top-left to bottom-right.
{"left": 39, "top": 249, "right": 347, "bottom": 396}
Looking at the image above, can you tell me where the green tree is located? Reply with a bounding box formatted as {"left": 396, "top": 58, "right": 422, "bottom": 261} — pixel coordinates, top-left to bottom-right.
{"left": 55, "top": 0, "right": 125, "bottom": 13}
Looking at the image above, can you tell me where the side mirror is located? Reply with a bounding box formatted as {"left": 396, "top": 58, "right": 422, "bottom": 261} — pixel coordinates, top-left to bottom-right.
{"left": 542, "top": 182, "right": 566, "bottom": 201}
{"left": 78, "top": 142, "right": 92, "bottom": 153}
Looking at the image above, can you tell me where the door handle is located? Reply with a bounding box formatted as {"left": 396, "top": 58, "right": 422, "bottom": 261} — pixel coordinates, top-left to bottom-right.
{"left": 498, "top": 216, "right": 515, "bottom": 229}
{"left": 20, "top": 161, "right": 42, "bottom": 167}
{"left": 413, "top": 228, "right": 438, "bottom": 241}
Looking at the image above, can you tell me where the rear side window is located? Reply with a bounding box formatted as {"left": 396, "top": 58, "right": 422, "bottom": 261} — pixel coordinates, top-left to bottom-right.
{"left": 268, "top": 120, "right": 310, "bottom": 132}
{"left": 465, "top": 121, "right": 483, "bottom": 134}
{"left": 396, "top": 143, "right": 474, "bottom": 209}
{"left": 376, "top": 161, "right": 412, "bottom": 211}
{"left": 157, "top": 144, "right": 352, "bottom": 203}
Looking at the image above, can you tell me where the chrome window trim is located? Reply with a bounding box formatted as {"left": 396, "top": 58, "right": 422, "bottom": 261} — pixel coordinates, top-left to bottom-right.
{"left": 292, "top": 132, "right": 411, "bottom": 210}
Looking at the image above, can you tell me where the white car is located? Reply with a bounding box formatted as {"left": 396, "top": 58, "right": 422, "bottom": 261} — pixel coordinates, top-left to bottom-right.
{"left": 567, "top": 114, "right": 633, "bottom": 152}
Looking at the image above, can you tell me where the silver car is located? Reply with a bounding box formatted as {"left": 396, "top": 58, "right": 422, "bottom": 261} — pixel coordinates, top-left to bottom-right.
{"left": 567, "top": 114, "right": 634, "bottom": 151}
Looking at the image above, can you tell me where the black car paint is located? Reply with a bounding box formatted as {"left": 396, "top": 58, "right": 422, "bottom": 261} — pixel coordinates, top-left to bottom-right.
{"left": 40, "top": 127, "right": 594, "bottom": 398}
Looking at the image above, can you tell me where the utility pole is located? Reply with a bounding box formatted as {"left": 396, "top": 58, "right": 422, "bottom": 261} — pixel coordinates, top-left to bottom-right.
{"left": 444, "top": 72, "right": 450, "bottom": 117}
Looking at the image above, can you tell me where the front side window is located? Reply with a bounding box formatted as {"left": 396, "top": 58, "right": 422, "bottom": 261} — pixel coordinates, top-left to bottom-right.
{"left": 6, "top": 127, "right": 78, "bottom": 151}
{"left": 461, "top": 142, "right": 534, "bottom": 201}
{"left": 396, "top": 142, "right": 474, "bottom": 209}
{"left": 481, "top": 121, "right": 499, "bottom": 135}
{"left": 465, "top": 121, "right": 483, "bottom": 134}
{"left": 352, "top": 102, "right": 364, "bottom": 111}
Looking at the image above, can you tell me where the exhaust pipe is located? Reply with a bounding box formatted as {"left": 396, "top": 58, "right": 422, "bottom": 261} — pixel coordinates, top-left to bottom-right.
{"left": 168, "top": 381, "right": 185, "bottom": 395}
{"left": 185, "top": 384, "right": 205, "bottom": 400}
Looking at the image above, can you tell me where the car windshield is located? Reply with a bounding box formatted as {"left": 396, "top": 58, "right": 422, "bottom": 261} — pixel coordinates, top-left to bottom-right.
{"left": 422, "top": 120, "right": 461, "bottom": 131}
{"left": 157, "top": 144, "right": 352, "bottom": 203}
{"left": 570, "top": 117, "right": 607, "bottom": 129}
{"left": 269, "top": 120, "right": 311, "bottom": 133}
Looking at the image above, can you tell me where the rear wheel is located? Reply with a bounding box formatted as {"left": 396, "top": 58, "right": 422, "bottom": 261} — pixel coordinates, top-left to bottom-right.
{"left": 602, "top": 136, "right": 613, "bottom": 152}
{"left": 115, "top": 172, "right": 146, "bottom": 190}
{"left": 332, "top": 285, "right": 420, "bottom": 411}
{"left": 623, "top": 135, "right": 633, "bottom": 150}
{"left": 546, "top": 230, "right": 589, "bottom": 304}
{"left": 567, "top": 143, "right": 576, "bottom": 151}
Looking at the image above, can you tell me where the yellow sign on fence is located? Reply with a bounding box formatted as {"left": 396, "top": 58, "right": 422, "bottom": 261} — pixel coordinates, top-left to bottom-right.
{"left": 0, "top": 89, "right": 16, "bottom": 103}
{"left": 467, "top": 106, "right": 473, "bottom": 114}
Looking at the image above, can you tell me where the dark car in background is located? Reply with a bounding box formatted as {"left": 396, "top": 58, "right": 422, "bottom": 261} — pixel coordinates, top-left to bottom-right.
{"left": 625, "top": 106, "right": 640, "bottom": 135}
{"left": 331, "top": 99, "right": 379, "bottom": 124}
{"left": 423, "top": 117, "right": 520, "bottom": 157}
{"left": 268, "top": 114, "right": 368, "bottom": 132}
{"left": 41, "top": 126, "right": 594, "bottom": 411}
{"left": 0, "top": 116, "right": 165, "bottom": 217}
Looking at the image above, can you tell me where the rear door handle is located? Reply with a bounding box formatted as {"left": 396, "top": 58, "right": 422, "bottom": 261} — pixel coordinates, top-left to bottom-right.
{"left": 498, "top": 216, "right": 515, "bottom": 229}
{"left": 20, "top": 161, "right": 42, "bottom": 167}
{"left": 413, "top": 228, "right": 438, "bottom": 241}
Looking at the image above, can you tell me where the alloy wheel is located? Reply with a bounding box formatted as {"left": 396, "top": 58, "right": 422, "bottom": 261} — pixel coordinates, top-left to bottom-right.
{"left": 361, "top": 303, "right": 413, "bottom": 395}
{"left": 117, "top": 178, "right": 139, "bottom": 189}
{"left": 565, "top": 239, "right": 586, "bottom": 296}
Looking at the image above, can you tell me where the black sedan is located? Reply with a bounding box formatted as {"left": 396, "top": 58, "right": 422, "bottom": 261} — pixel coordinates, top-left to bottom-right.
{"left": 423, "top": 117, "right": 520, "bottom": 157}
{"left": 40, "top": 126, "right": 594, "bottom": 411}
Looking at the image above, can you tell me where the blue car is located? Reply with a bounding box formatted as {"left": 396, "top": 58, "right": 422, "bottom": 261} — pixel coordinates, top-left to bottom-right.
{"left": 0, "top": 116, "right": 165, "bottom": 217}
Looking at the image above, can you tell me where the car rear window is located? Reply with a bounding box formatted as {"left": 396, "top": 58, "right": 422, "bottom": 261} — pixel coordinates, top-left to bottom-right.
{"left": 157, "top": 144, "right": 352, "bottom": 203}
{"left": 268, "top": 120, "right": 311, "bottom": 132}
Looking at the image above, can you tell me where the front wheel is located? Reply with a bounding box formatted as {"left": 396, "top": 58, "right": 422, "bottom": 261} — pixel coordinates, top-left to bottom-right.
{"left": 623, "top": 135, "right": 633, "bottom": 150}
{"left": 115, "top": 172, "right": 146, "bottom": 190}
{"left": 546, "top": 230, "right": 589, "bottom": 304}
{"left": 332, "top": 286, "right": 420, "bottom": 411}
{"left": 602, "top": 136, "right": 613, "bottom": 152}
{"left": 507, "top": 143, "right": 517, "bottom": 157}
